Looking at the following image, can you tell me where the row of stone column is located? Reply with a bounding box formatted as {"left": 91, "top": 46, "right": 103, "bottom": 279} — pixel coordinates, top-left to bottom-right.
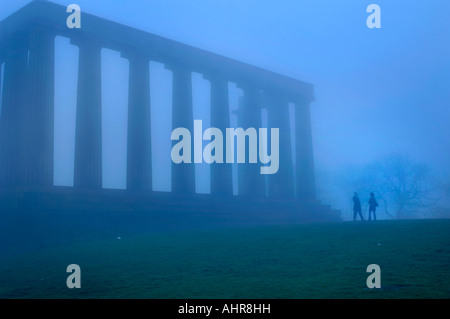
{"left": 233, "top": 84, "right": 316, "bottom": 199}
{"left": 0, "top": 31, "right": 316, "bottom": 200}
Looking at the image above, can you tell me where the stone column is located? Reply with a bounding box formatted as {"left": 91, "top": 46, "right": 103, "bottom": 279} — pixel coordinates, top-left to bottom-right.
{"left": 205, "top": 73, "right": 233, "bottom": 196}
{"left": 27, "top": 28, "right": 55, "bottom": 187}
{"left": 72, "top": 38, "right": 103, "bottom": 189}
{"left": 0, "top": 51, "right": 3, "bottom": 186}
{"left": 0, "top": 51, "right": 2, "bottom": 104}
{"left": 168, "top": 62, "right": 195, "bottom": 194}
{"left": 123, "top": 52, "right": 152, "bottom": 191}
{"left": 0, "top": 35, "right": 29, "bottom": 187}
{"left": 294, "top": 96, "right": 316, "bottom": 200}
{"left": 236, "top": 82, "right": 265, "bottom": 197}
{"left": 265, "top": 90, "right": 294, "bottom": 198}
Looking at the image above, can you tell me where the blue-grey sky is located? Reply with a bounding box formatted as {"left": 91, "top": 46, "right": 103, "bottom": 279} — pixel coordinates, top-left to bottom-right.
{"left": 1, "top": 0, "right": 449, "bottom": 194}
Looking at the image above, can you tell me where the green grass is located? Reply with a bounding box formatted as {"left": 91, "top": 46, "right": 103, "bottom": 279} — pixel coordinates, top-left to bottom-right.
{"left": 1, "top": 219, "right": 449, "bottom": 298}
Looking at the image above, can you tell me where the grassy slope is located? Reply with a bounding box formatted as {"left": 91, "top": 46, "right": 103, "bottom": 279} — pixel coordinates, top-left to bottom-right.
{"left": 0, "top": 219, "right": 449, "bottom": 298}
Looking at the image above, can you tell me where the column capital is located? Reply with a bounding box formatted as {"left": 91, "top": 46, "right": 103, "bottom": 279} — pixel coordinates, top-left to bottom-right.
{"left": 235, "top": 79, "right": 261, "bottom": 93}
{"left": 164, "top": 59, "right": 193, "bottom": 73}
{"left": 120, "top": 47, "right": 151, "bottom": 62}
{"left": 70, "top": 36, "right": 104, "bottom": 50}
{"left": 291, "top": 92, "right": 314, "bottom": 107}
{"left": 202, "top": 70, "right": 228, "bottom": 83}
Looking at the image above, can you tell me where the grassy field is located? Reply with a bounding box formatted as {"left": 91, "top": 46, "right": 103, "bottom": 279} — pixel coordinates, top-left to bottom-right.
{"left": 0, "top": 218, "right": 449, "bottom": 298}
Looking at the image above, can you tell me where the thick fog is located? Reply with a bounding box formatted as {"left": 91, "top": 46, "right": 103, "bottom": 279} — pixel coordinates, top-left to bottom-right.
{"left": 1, "top": 0, "right": 449, "bottom": 219}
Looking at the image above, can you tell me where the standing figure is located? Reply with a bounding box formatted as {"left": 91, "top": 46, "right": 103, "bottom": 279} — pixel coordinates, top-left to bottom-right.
{"left": 352, "top": 192, "right": 364, "bottom": 221}
{"left": 368, "top": 192, "right": 379, "bottom": 221}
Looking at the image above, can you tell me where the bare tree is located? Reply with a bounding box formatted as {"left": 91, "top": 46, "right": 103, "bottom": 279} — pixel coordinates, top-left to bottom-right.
{"left": 429, "top": 179, "right": 450, "bottom": 218}
{"left": 370, "top": 154, "right": 437, "bottom": 219}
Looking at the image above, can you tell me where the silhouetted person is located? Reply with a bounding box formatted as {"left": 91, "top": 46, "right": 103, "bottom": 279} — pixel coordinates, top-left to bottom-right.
{"left": 368, "top": 192, "right": 378, "bottom": 221}
{"left": 353, "top": 192, "right": 364, "bottom": 221}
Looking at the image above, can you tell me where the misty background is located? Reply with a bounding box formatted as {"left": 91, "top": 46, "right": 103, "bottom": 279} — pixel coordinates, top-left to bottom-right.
{"left": 1, "top": 0, "right": 449, "bottom": 220}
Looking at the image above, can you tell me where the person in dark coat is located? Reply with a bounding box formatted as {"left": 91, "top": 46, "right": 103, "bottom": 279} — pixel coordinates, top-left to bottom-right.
{"left": 353, "top": 192, "right": 364, "bottom": 221}
{"left": 368, "top": 192, "right": 379, "bottom": 221}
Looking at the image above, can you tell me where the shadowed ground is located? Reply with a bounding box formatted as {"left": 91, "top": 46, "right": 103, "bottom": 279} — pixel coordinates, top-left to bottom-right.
{"left": 0, "top": 219, "right": 449, "bottom": 298}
